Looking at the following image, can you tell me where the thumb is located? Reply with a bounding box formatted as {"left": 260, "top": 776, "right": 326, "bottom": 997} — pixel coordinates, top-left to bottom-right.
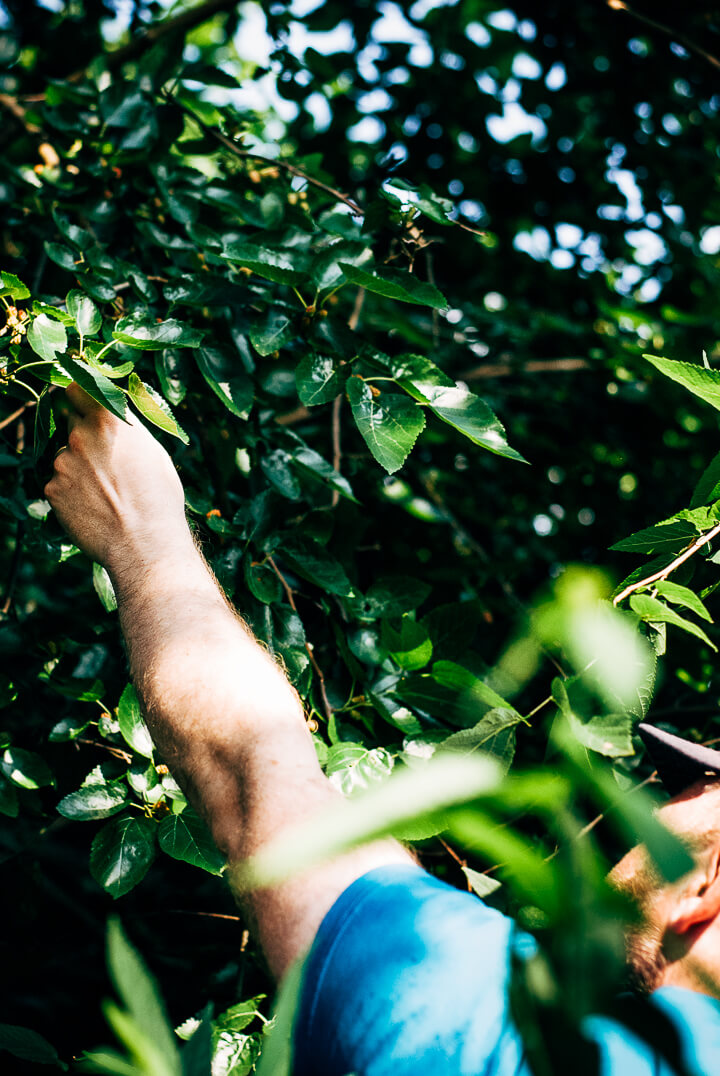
{"left": 66, "top": 381, "right": 102, "bottom": 417}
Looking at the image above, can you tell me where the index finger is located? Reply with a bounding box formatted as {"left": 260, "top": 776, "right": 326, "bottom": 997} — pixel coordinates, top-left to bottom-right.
{"left": 66, "top": 381, "right": 102, "bottom": 417}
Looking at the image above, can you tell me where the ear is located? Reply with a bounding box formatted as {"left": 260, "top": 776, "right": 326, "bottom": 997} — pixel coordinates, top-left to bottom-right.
{"left": 668, "top": 845, "right": 720, "bottom": 935}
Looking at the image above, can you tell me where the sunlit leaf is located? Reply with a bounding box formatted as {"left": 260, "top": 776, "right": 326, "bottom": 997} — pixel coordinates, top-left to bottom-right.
{"left": 347, "top": 376, "right": 425, "bottom": 473}
{"left": 127, "top": 373, "right": 189, "bottom": 443}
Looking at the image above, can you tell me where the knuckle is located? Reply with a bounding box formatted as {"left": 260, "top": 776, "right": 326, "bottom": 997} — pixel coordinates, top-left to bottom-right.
{"left": 67, "top": 428, "right": 83, "bottom": 453}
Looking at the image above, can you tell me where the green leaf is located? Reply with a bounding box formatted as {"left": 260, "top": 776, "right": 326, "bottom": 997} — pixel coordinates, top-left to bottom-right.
{"left": 117, "top": 683, "right": 154, "bottom": 759}
{"left": 611, "top": 518, "right": 699, "bottom": 554}
{"left": 310, "top": 240, "right": 373, "bottom": 293}
{"left": 574, "top": 712, "right": 634, "bottom": 758}
{"left": 244, "top": 557, "right": 282, "bottom": 604}
{"left": 196, "top": 347, "right": 253, "bottom": 418}
{"left": 180, "top": 1005, "right": 213, "bottom": 1076}
{"left": 347, "top": 377, "right": 425, "bottom": 474}
{"left": 295, "top": 352, "right": 344, "bottom": 406}
{"left": 106, "top": 918, "right": 181, "bottom": 1074}
{"left": 127, "top": 373, "right": 189, "bottom": 443}
{"left": 260, "top": 449, "right": 301, "bottom": 500}
{"left": 27, "top": 313, "right": 68, "bottom": 362}
{"left": 290, "top": 439, "right": 358, "bottom": 502}
{"left": 254, "top": 960, "right": 303, "bottom": 1076}
{"left": 0, "top": 1024, "right": 63, "bottom": 1067}
{"left": 2, "top": 746, "right": 54, "bottom": 789}
{"left": 552, "top": 679, "right": 634, "bottom": 758}
{"left": 441, "top": 707, "right": 520, "bottom": 771}
{"left": 629, "top": 593, "right": 717, "bottom": 651}
{"left": 215, "top": 995, "right": 267, "bottom": 1033}
{"left": 0, "top": 773, "right": 18, "bottom": 817}
{"left": 281, "top": 535, "right": 354, "bottom": 596}
{"left": 221, "top": 243, "right": 307, "bottom": 286}
{"left": 157, "top": 807, "right": 225, "bottom": 874}
{"left": 83, "top": 354, "right": 135, "bottom": 380}
{"left": 155, "top": 349, "right": 188, "bottom": 406}
{"left": 0, "top": 271, "right": 30, "bottom": 300}
{"left": 250, "top": 309, "right": 294, "bottom": 356}
{"left": 93, "top": 562, "right": 117, "bottom": 612}
{"left": 66, "top": 290, "right": 102, "bottom": 336}
{"left": 654, "top": 580, "right": 713, "bottom": 622}
{"left": 44, "top": 241, "right": 78, "bottom": 271}
{"left": 57, "top": 781, "right": 129, "bottom": 820}
{"left": 393, "top": 355, "right": 524, "bottom": 462}
{"left": 325, "top": 743, "right": 394, "bottom": 796}
{"left": 58, "top": 356, "right": 128, "bottom": 421}
{"left": 690, "top": 449, "right": 720, "bottom": 508}
{"left": 421, "top": 601, "right": 483, "bottom": 659}
{"left": 34, "top": 388, "right": 56, "bottom": 458}
{"left": 645, "top": 354, "right": 720, "bottom": 411}
{"left": 113, "top": 315, "right": 205, "bottom": 350}
{"left": 338, "top": 262, "right": 447, "bottom": 308}
{"left": 356, "top": 577, "right": 432, "bottom": 620}
{"left": 381, "top": 616, "right": 433, "bottom": 670}
{"left": 462, "top": 866, "right": 502, "bottom": 898}
{"left": 90, "top": 816, "right": 156, "bottom": 898}
{"left": 396, "top": 661, "right": 516, "bottom": 728}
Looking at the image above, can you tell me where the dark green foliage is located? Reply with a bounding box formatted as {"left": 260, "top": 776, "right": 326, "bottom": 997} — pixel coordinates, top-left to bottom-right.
{"left": 3, "top": 1, "right": 720, "bottom": 1073}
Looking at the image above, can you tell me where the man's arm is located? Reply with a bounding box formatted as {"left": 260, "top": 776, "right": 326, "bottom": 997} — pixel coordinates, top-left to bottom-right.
{"left": 45, "top": 384, "right": 411, "bottom": 978}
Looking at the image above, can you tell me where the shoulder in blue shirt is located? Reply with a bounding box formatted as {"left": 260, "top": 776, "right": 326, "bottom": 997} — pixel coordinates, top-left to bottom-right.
{"left": 292, "top": 863, "right": 720, "bottom": 1076}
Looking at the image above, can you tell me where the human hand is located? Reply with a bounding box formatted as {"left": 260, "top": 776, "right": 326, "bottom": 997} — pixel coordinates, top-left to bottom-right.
{"left": 44, "top": 383, "right": 194, "bottom": 578}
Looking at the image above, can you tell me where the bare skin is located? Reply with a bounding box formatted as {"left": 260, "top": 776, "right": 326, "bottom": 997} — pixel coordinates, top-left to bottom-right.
{"left": 45, "top": 384, "right": 411, "bottom": 979}
{"left": 610, "top": 780, "right": 720, "bottom": 998}
{"left": 45, "top": 385, "right": 720, "bottom": 1000}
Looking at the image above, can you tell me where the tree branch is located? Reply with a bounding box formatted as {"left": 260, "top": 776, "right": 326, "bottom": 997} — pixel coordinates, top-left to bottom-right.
{"left": 0, "top": 400, "right": 37, "bottom": 433}
{"left": 613, "top": 520, "right": 720, "bottom": 606}
{"left": 0, "top": 93, "right": 40, "bottom": 134}
{"left": 606, "top": 0, "right": 720, "bottom": 72}
{"left": 166, "top": 95, "right": 364, "bottom": 215}
{"left": 66, "top": 0, "right": 242, "bottom": 82}
{"left": 460, "top": 358, "right": 589, "bottom": 381}
{"left": 329, "top": 395, "right": 343, "bottom": 510}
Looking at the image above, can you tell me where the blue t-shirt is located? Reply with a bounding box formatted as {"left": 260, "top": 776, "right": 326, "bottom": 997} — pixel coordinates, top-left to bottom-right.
{"left": 293, "top": 864, "right": 720, "bottom": 1076}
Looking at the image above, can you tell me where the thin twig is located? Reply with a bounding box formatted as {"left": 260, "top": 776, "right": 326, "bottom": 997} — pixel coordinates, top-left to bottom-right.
{"left": 438, "top": 837, "right": 473, "bottom": 891}
{"left": 330, "top": 395, "right": 342, "bottom": 510}
{"left": 573, "top": 774, "right": 657, "bottom": 842}
{"left": 76, "top": 738, "right": 133, "bottom": 763}
{"left": 266, "top": 555, "right": 334, "bottom": 722}
{"left": 347, "top": 287, "right": 366, "bottom": 332}
{"left": 613, "top": 521, "right": 720, "bottom": 606}
{"left": 460, "top": 358, "right": 589, "bottom": 381}
{"left": 0, "top": 93, "right": 40, "bottom": 133}
{"left": 167, "top": 95, "right": 364, "bottom": 215}
{"left": 165, "top": 910, "right": 243, "bottom": 922}
{"left": 113, "top": 275, "right": 168, "bottom": 293}
{"left": 0, "top": 401, "right": 36, "bottom": 433}
{"left": 606, "top": 0, "right": 720, "bottom": 72}
{"left": 525, "top": 694, "right": 554, "bottom": 720}
{"left": 275, "top": 405, "right": 310, "bottom": 427}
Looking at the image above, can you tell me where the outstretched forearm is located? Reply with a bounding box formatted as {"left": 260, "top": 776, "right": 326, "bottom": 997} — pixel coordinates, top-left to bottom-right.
{"left": 45, "top": 385, "right": 410, "bottom": 978}
{"left": 109, "top": 538, "right": 322, "bottom": 862}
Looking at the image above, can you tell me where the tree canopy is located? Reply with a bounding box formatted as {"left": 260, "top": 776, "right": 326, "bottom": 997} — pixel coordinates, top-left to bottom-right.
{"left": 2, "top": 1, "right": 720, "bottom": 1072}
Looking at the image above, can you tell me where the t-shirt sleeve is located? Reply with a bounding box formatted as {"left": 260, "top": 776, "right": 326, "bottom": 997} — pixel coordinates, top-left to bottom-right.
{"left": 292, "top": 863, "right": 535, "bottom": 1076}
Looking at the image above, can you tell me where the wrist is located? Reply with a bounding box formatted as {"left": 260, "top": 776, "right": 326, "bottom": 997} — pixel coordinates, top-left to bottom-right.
{"left": 105, "top": 523, "right": 199, "bottom": 591}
